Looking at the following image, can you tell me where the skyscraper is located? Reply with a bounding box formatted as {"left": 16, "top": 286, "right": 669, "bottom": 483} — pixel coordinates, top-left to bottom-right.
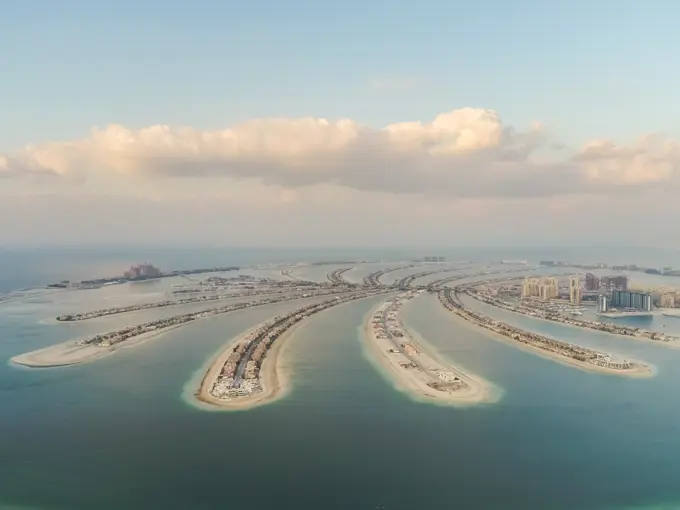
{"left": 585, "top": 273, "right": 600, "bottom": 291}
{"left": 538, "top": 277, "right": 559, "bottom": 301}
{"left": 597, "top": 294, "right": 609, "bottom": 313}
{"left": 522, "top": 277, "right": 541, "bottom": 298}
{"left": 569, "top": 276, "right": 581, "bottom": 305}
{"left": 610, "top": 290, "right": 652, "bottom": 311}
{"left": 600, "top": 275, "right": 628, "bottom": 293}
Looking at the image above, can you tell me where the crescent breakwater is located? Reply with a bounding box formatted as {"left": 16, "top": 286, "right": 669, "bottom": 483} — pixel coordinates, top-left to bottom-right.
{"left": 364, "top": 291, "right": 497, "bottom": 406}
{"left": 197, "top": 289, "right": 391, "bottom": 410}
{"left": 438, "top": 287, "right": 652, "bottom": 377}
{"left": 464, "top": 279, "right": 680, "bottom": 346}
{"left": 11, "top": 288, "right": 358, "bottom": 368}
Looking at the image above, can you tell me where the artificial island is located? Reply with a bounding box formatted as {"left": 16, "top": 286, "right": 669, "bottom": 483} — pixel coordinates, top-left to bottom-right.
{"left": 9, "top": 257, "right": 663, "bottom": 411}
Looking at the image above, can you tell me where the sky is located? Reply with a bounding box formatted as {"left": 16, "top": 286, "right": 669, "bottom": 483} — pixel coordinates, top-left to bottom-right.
{"left": 1, "top": 0, "right": 680, "bottom": 247}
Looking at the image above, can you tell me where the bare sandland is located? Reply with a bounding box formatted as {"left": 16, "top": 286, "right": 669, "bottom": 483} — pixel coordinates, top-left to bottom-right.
{"left": 11, "top": 342, "right": 110, "bottom": 368}
{"left": 194, "top": 322, "right": 301, "bottom": 411}
{"left": 362, "top": 300, "right": 500, "bottom": 407}
{"left": 10, "top": 326, "right": 181, "bottom": 368}
{"left": 441, "top": 302, "right": 654, "bottom": 378}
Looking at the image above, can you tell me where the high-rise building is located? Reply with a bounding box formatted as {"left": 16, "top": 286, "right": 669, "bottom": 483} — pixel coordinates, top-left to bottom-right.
{"left": 610, "top": 290, "right": 652, "bottom": 311}
{"left": 569, "top": 276, "right": 581, "bottom": 305}
{"left": 600, "top": 275, "right": 628, "bottom": 293}
{"left": 585, "top": 273, "right": 600, "bottom": 291}
{"left": 660, "top": 294, "right": 676, "bottom": 308}
{"left": 538, "top": 277, "right": 559, "bottom": 301}
{"left": 521, "top": 277, "right": 541, "bottom": 298}
{"left": 597, "top": 294, "right": 609, "bottom": 313}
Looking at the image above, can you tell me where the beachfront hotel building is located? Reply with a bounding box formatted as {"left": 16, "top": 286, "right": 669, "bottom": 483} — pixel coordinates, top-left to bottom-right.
{"left": 569, "top": 276, "right": 582, "bottom": 305}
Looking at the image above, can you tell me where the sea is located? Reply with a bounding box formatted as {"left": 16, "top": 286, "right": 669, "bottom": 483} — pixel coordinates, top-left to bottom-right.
{"left": 4, "top": 246, "right": 680, "bottom": 509}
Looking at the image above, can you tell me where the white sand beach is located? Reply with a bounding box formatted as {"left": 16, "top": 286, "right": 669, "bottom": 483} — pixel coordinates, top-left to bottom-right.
{"left": 362, "top": 299, "right": 499, "bottom": 406}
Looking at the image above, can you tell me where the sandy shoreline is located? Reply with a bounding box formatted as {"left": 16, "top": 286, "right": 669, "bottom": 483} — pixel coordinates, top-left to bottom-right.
{"left": 193, "top": 321, "right": 303, "bottom": 411}
{"left": 361, "top": 299, "right": 500, "bottom": 407}
{"left": 10, "top": 321, "right": 192, "bottom": 368}
{"left": 12, "top": 294, "right": 355, "bottom": 369}
{"left": 193, "top": 293, "right": 392, "bottom": 411}
{"left": 441, "top": 300, "right": 654, "bottom": 378}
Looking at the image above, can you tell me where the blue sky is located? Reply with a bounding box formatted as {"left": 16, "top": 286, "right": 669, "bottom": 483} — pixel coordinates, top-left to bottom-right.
{"left": 2, "top": 0, "right": 680, "bottom": 247}
{"left": 2, "top": 0, "right": 679, "bottom": 151}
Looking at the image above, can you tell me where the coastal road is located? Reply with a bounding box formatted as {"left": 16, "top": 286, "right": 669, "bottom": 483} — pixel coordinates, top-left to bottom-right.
{"left": 232, "top": 313, "right": 294, "bottom": 388}
{"left": 378, "top": 296, "right": 441, "bottom": 383}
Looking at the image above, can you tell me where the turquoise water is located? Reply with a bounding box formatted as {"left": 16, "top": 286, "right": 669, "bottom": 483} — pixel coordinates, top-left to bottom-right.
{"left": 4, "top": 256, "right": 680, "bottom": 508}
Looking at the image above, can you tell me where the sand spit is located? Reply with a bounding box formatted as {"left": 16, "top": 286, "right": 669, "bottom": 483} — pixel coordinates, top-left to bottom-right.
{"left": 362, "top": 292, "right": 499, "bottom": 407}
{"left": 10, "top": 323, "right": 187, "bottom": 368}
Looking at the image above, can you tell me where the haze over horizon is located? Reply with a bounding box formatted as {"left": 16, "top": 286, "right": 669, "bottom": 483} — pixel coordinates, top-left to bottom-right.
{"left": 2, "top": 0, "right": 679, "bottom": 247}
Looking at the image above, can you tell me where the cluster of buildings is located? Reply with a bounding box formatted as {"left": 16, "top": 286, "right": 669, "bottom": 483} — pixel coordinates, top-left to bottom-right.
{"left": 212, "top": 312, "right": 297, "bottom": 399}
{"left": 57, "top": 283, "right": 344, "bottom": 322}
{"left": 597, "top": 290, "right": 653, "bottom": 313}
{"left": 439, "top": 288, "right": 636, "bottom": 370}
{"left": 172, "top": 276, "right": 318, "bottom": 295}
{"left": 211, "top": 289, "right": 385, "bottom": 400}
{"left": 363, "top": 265, "right": 414, "bottom": 286}
{"left": 585, "top": 273, "right": 628, "bottom": 292}
{"left": 468, "top": 285, "right": 675, "bottom": 342}
{"left": 328, "top": 267, "right": 353, "bottom": 285}
{"left": 522, "top": 275, "right": 580, "bottom": 305}
{"left": 660, "top": 293, "right": 679, "bottom": 308}
{"left": 75, "top": 289, "right": 360, "bottom": 348}
{"left": 520, "top": 272, "right": 653, "bottom": 314}
{"left": 371, "top": 292, "right": 466, "bottom": 390}
{"left": 521, "top": 277, "right": 559, "bottom": 301}
{"left": 371, "top": 295, "right": 420, "bottom": 361}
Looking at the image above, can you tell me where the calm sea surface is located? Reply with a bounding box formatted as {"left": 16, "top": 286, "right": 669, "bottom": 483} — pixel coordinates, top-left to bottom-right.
{"left": 3, "top": 248, "right": 680, "bottom": 509}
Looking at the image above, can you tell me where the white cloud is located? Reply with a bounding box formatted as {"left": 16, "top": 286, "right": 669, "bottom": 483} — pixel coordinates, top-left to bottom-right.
{"left": 2, "top": 107, "right": 680, "bottom": 201}
{"left": 574, "top": 135, "right": 679, "bottom": 184}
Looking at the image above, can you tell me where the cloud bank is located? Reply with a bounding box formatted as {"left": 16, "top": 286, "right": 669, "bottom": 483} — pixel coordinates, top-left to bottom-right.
{"left": 3, "top": 107, "right": 678, "bottom": 199}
